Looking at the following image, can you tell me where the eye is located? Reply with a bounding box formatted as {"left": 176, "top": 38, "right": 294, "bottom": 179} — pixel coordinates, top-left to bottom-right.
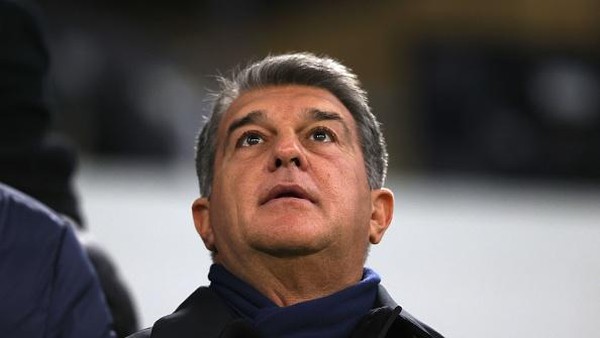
{"left": 309, "top": 127, "right": 334, "bottom": 143}
{"left": 237, "top": 132, "right": 264, "bottom": 147}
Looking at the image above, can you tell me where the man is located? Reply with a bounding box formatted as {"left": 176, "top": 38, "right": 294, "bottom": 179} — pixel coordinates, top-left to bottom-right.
{"left": 130, "top": 52, "right": 443, "bottom": 337}
{"left": 0, "top": 183, "right": 115, "bottom": 337}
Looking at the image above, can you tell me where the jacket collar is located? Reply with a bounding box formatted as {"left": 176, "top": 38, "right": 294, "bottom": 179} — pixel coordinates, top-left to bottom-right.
{"left": 150, "top": 286, "right": 235, "bottom": 338}
{"left": 149, "top": 285, "right": 442, "bottom": 338}
{"left": 375, "top": 286, "right": 444, "bottom": 338}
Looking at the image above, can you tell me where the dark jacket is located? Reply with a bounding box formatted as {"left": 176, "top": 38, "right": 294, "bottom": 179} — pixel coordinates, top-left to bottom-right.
{"left": 0, "top": 183, "right": 115, "bottom": 338}
{"left": 128, "top": 285, "right": 443, "bottom": 338}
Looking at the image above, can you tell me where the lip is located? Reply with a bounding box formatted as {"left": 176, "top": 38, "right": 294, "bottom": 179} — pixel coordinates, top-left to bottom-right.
{"left": 259, "top": 184, "right": 316, "bottom": 205}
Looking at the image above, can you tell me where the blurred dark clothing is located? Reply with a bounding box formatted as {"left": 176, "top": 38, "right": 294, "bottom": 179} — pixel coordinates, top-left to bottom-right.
{"left": 0, "top": 0, "right": 82, "bottom": 225}
{"left": 0, "top": 182, "right": 115, "bottom": 338}
{"left": 0, "top": 1, "right": 139, "bottom": 336}
{"left": 85, "top": 240, "right": 140, "bottom": 337}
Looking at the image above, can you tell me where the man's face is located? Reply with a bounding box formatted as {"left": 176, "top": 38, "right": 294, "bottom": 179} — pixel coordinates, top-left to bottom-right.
{"left": 193, "top": 85, "right": 391, "bottom": 268}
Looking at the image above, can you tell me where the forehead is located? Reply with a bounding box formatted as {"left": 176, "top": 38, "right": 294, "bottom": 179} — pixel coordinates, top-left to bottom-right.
{"left": 218, "top": 85, "right": 356, "bottom": 131}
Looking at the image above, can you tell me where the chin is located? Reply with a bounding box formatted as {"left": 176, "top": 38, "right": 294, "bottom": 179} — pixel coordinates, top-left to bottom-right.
{"left": 249, "top": 232, "right": 330, "bottom": 258}
{"left": 253, "top": 244, "right": 324, "bottom": 258}
{"left": 245, "top": 218, "right": 332, "bottom": 256}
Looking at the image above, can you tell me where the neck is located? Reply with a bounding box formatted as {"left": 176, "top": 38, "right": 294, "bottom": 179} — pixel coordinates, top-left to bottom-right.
{"left": 216, "top": 251, "right": 365, "bottom": 306}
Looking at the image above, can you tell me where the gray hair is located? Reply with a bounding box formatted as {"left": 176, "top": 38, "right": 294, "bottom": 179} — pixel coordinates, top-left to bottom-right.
{"left": 195, "top": 52, "right": 388, "bottom": 197}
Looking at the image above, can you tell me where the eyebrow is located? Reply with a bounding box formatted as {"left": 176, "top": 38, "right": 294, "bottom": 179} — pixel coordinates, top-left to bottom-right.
{"left": 222, "top": 110, "right": 267, "bottom": 151}
{"left": 227, "top": 109, "right": 345, "bottom": 136}
{"left": 308, "top": 108, "right": 351, "bottom": 135}
{"left": 226, "top": 110, "right": 265, "bottom": 138}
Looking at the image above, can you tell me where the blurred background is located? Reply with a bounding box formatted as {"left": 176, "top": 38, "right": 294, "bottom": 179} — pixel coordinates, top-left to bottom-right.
{"left": 24, "top": 0, "right": 600, "bottom": 336}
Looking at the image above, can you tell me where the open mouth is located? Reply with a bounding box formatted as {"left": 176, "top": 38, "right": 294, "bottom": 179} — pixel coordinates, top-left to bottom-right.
{"left": 260, "top": 185, "right": 315, "bottom": 205}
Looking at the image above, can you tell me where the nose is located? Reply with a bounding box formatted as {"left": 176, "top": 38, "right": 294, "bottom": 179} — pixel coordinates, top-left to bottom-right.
{"left": 268, "top": 134, "right": 308, "bottom": 171}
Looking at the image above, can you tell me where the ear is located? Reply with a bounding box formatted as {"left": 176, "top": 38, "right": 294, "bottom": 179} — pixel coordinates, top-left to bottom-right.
{"left": 368, "top": 188, "right": 394, "bottom": 244}
{"left": 192, "top": 197, "right": 216, "bottom": 252}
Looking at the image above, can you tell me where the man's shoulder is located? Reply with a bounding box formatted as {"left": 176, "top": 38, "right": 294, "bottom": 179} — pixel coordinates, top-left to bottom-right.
{"left": 0, "top": 182, "right": 66, "bottom": 232}
{"left": 127, "top": 328, "right": 151, "bottom": 338}
{"left": 395, "top": 309, "right": 444, "bottom": 338}
{"left": 377, "top": 285, "right": 444, "bottom": 338}
{"left": 127, "top": 286, "right": 236, "bottom": 338}
{"left": 0, "top": 183, "right": 115, "bottom": 337}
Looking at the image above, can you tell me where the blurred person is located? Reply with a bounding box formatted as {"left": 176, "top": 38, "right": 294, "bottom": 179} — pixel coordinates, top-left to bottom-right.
{"left": 0, "top": 0, "right": 138, "bottom": 336}
{"left": 130, "top": 53, "right": 443, "bottom": 337}
{"left": 0, "top": 182, "right": 115, "bottom": 337}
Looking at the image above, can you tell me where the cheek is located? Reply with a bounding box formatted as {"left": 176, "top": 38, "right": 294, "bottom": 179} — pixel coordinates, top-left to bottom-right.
{"left": 211, "top": 163, "right": 258, "bottom": 217}
{"left": 318, "top": 158, "right": 370, "bottom": 203}
{"left": 327, "top": 153, "right": 369, "bottom": 186}
{"left": 323, "top": 156, "right": 372, "bottom": 214}
{"left": 215, "top": 153, "right": 259, "bottom": 188}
